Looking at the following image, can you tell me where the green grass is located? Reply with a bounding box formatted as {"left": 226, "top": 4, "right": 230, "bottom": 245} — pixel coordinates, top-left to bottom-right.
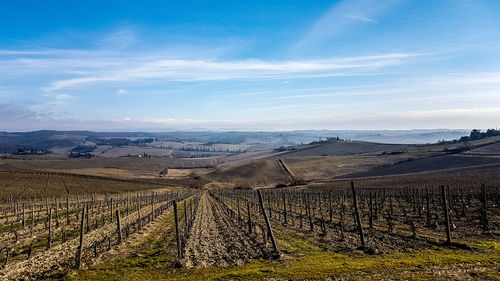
{"left": 53, "top": 224, "right": 499, "bottom": 281}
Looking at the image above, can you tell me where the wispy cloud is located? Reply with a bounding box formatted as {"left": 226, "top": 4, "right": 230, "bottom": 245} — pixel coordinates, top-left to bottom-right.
{"left": 0, "top": 50, "right": 415, "bottom": 91}
{"left": 296, "top": 0, "right": 400, "bottom": 49}
{"left": 99, "top": 27, "right": 138, "bottom": 50}
{"left": 343, "top": 14, "right": 377, "bottom": 23}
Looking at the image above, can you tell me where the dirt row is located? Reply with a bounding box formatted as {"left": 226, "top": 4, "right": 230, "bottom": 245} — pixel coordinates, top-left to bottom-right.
{"left": 182, "top": 191, "right": 265, "bottom": 268}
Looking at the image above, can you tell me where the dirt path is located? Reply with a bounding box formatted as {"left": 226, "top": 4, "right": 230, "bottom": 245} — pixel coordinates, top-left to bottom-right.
{"left": 277, "top": 159, "right": 295, "bottom": 184}
{"left": 183, "top": 191, "right": 263, "bottom": 268}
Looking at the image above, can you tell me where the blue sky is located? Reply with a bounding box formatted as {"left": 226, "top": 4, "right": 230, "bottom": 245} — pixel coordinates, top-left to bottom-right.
{"left": 1, "top": 0, "right": 500, "bottom": 131}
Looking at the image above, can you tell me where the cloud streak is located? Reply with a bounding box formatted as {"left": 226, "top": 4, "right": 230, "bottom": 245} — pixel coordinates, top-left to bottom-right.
{"left": 296, "top": 0, "right": 400, "bottom": 48}
{"left": 0, "top": 49, "right": 415, "bottom": 91}
{"left": 343, "top": 14, "right": 377, "bottom": 23}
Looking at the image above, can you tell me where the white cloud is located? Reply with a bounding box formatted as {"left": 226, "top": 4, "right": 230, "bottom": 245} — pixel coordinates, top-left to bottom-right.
{"left": 296, "top": 0, "right": 400, "bottom": 48}
{"left": 99, "top": 27, "right": 138, "bottom": 50}
{"left": 32, "top": 52, "right": 414, "bottom": 91}
{"left": 0, "top": 48, "right": 416, "bottom": 92}
{"left": 343, "top": 14, "right": 377, "bottom": 23}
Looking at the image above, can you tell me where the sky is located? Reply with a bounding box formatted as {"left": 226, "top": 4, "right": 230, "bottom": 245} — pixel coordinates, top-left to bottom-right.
{"left": 1, "top": 0, "right": 500, "bottom": 131}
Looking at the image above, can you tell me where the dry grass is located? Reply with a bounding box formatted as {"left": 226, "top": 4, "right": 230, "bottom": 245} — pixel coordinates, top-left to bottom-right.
{"left": 340, "top": 154, "right": 500, "bottom": 178}
{"left": 275, "top": 140, "right": 407, "bottom": 158}
{"left": 468, "top": 141, "right": 500, "bottom": 155}
{"left": 284, "top": 155, "right": 407, "bottom": 181}
{"left": 205, "top": 160, "right": 288, "bottom": 187}
{"left": 306, "top": 164, "right": 500, "bottom": 190}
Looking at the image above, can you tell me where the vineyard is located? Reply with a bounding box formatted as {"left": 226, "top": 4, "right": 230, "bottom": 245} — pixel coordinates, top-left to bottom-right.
{"left": 0, "top": 170, "right": 498, "bottom": 280}
{"left": 212, "top": 183, "right": 499, "bottom": 253}
{"left": 0, "top": 171, "right": 167, "bottom": 200}
{"left": 0, "top": 170, "right": 205, "bottom": 280}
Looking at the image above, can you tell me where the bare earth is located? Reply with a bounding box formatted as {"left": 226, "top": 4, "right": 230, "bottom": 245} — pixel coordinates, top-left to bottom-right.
{"left": 182, "top": 191, "right": 263, "bottom": 268}
{"left": 0, "top": 202, "right": 159, "bottom": 281}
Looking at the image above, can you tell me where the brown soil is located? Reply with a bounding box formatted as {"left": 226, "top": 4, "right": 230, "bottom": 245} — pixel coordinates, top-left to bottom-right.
{"left": 182, "top": 191, "right": 264, "bottom": 268}
{"left": 204, "top": 160, "right": 288, "bottom": 187}
{"left": 0, "top": 202, "right": 160, "bottom": 281}
{"left": 90, "top": 207, "right": 175, "bottom": 265}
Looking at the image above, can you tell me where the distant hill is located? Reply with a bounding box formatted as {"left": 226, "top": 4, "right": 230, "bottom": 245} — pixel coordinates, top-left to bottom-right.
{"left": 338, "top": 154, "right": 500, "bottom": 179}
{"left": 204, "top": 160, "right": 288, "bottom": 187}
{"left": 0, "top": 129, "right": 469, "bottom": 155}
{"left": 467, "top": 141, "right": 500, "bottom": 155}
{"left": 271, "top": 139, "right": 407, "bottom": 158}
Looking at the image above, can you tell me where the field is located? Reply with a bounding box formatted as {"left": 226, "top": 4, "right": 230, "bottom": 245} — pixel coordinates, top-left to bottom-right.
{"left": 0, "top": 136, "right": 499, "bottom": 280}
{"left": 0, "top": 168, "right": 498, "bottom": 280}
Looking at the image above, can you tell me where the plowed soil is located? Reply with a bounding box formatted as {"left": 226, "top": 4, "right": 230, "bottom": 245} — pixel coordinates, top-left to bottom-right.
{"left": 182, "top": 191, "right": 264, "bottom": 268}
{"left": 0, "top": 202, "right": 161, "bottom": 281}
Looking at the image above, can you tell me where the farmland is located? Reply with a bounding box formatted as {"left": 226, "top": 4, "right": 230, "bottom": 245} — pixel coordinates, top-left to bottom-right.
{"left": 0, "top": 133, "right": 499, "bottom": 280}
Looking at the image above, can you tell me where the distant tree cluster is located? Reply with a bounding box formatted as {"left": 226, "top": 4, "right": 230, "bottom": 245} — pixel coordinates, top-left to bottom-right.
{"left": 15, "top": 148, "right": 49, "bottom": 155}
{"left": 156, "top": 145, "right": 246, "bottom": 153}
{"left": 121, "top": 152, "right": 152, "bottom": 158}
{"left": 458, "top": 129, "right": 500, "bottom": 142}
{"left": 69, "top": 152, "right": 94, "bottom": 159}
{"left": 170, "top": 152, "right": 214, "bottom": 158}
{"left": 439, "top": 129, "right": 500, "bottom": 144}
{"left": 308, "top": 136, "right": 342, "bottom": 145}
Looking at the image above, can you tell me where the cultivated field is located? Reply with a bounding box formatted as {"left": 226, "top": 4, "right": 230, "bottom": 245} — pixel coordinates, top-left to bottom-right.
{"left": 0, "top": 168, "right": 498, "bottom": 280}
{"left": 0, "top": 136, "right": 499, "bottom": 280}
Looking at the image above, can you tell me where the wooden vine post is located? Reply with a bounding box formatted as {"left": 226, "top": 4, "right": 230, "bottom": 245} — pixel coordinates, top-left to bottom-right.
{"left": 481, "top": 184, "right": 489, "bottom": 233}
{"left": 257, "top": 190, "right": 279, "bottom": 257}
{"left": 173, "top": 200, "right": 182, "bottom": 267}
{"left": 351, "top": 181, "right": 365, "bottom": 247}
{"left": 283, "top": 192, "right": 288, "bottom": 225}
{"left": 110, "top": 198, "right": 114, "bottom": 223}
{"left": 66, "top": 194, "right": 70, "bottom": 226}
{"left": 137, "top": 194, "right": 141, "bottom": 230}
{"left": 116, "top": 209, "right": 122, "bottom": 244}
{"left": 76, "top": 205, "right": 86, "bottom": 269}
{"left": 184, "top": 200, "right": 188, "bottom": 233}
{"left": 247, "top": 201, "right": 252, "bottom": 234}
{"left": 22, "top": 203, "right": 25, "bottom": 229}
{"left": 440, "top": 185, "right": 452, "bottom": 244}
{"left": 369, "top": 192, "right": 373, "bottom": 230}
{"left": 47, "top": 209, "right": 52, "bottom": 249}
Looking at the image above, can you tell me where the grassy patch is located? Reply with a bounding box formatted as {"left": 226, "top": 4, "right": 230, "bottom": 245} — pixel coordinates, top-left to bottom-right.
{"left": 57, "top": 225, "right": 499, "bottom": 281}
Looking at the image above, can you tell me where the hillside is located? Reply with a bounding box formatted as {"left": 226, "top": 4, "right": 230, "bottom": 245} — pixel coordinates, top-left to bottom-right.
{"left": 467, "top": 140, "right": 500, "bottom": 155}
{"left": 271, "top": 139, "right": 407, "bottom": 158}
{"left": 204, "top": 160, "right": 288, "bottom": 187}
{"left": 338, "top": 154, "right": 500, "bottom": 179}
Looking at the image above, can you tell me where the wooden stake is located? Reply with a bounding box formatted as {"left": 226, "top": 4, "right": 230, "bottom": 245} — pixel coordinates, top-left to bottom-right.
{"left": 137, "top": 194, "right": 141, "bottom": 230}
{"left": 173, "top": 200, "right": 182, "bottom": 266}
{"left": 76, "top": 205, "right": 85, "bottom": 269}
{"left": 283, "top": 193, "right": 288, "bottom": 225}
{"left": 351, "top": 182, "right": 365, "bottom": 247}
{"left": 116, "top": 209, "right": 122, "bottom": 244}
{"left": 247, "top": 201, "right": 252, "bottom": 234}
{"left": 481, "top": 184, "right": 489, "bottom": 233}
{"left": 257, "top": 190, "right": 279, "bottom": 257}
{"left": 66, "top": 194, "right": 70, "bottom": 226}
{"left": 47, "top": 208, "right": 52, "bottom": 249}
{"left": 441, "top": 185, "right": 452, "bottom": 244}
{"left": 369, "top": 192, "right": 373, "bottom": 230}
